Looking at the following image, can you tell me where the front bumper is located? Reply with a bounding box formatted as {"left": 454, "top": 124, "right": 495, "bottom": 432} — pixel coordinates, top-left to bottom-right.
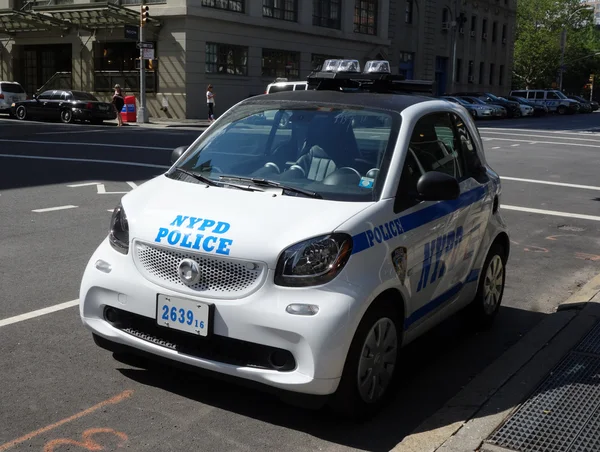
{"left": 80, "top": 237, "right": 365, "bottom": 395}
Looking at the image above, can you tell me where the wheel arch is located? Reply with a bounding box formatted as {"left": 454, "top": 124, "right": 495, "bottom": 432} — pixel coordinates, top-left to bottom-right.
{"left": 491, "top": 231, "right": 510, "bottom": 261}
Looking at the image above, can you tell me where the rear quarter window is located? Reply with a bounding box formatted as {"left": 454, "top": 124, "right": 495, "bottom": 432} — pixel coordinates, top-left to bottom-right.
{"left": 1, "top": 83, "right": 25, "bottom": 94}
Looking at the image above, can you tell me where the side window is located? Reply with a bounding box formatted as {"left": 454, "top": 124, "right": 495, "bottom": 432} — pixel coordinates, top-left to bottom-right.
{"left": 451, "top": 113, "right": 485, "bottom": 180}
{"left": 37, "top": 91, "right": 53, "bottom": 100}
{"left": 61, "top": 92, "right": 72, "bottom": 101}
{"left": 535, "top": 92, "right": 545, "bottom": 100}
{"left": 547, "top": 91, "right": 559, "bottom": 100}
{"left": 408, "top": 112, "right": 464, "bottom": 179}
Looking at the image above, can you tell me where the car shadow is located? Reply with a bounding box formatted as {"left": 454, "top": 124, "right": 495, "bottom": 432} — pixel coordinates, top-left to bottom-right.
{"left": 114, "top": 305, "right": 546, "bottom": 452}
{"left": 477, "top": 112, "right": 600, "bottom": 132}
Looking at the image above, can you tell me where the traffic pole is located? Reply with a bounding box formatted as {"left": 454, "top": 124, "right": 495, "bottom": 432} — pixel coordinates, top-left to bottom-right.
{"left": 137, "top": 3, "right": 148, "bottom": 123}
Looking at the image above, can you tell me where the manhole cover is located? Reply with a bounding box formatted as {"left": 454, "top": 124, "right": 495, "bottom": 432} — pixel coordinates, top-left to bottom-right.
{"left": 558, "top": 225, "right": 585, "bottom": 232}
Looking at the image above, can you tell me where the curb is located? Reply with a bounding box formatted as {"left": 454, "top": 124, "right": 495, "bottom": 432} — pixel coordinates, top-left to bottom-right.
{"left": 391, "top": 273, "right": 600, "bottom": 452}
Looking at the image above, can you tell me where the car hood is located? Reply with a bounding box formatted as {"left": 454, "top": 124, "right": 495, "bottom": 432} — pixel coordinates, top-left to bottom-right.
{"left": 120, "top": 175, "right": 373, "bottom": 268}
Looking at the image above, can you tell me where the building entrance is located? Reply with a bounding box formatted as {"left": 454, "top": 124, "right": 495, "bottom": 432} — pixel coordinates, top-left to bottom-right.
{"left": 19, "top": 44, "right": 72, "bottom": 96}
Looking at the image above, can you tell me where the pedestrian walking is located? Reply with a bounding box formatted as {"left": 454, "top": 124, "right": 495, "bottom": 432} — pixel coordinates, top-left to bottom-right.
{"left": 207, "top": 84, "right": 216, "bottom": 122}
{"left": 112, "top": 84, "right": 125, "bottom": 127}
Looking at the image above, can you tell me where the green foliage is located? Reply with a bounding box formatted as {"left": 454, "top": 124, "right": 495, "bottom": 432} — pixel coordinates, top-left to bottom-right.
{"left": 513, "top": 0, "right": 600, "bottom": 93}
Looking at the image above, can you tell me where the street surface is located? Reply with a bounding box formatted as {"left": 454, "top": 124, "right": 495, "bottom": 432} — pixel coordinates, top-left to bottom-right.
{"left": 1, "top": 114, "right": 600, "bottom": 452}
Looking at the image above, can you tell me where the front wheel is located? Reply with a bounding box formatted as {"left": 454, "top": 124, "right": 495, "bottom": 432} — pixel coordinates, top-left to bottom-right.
{"left": 16, "top": 105, "right": 28, "bottom": 120}
{"left": 60, "top": 109, "right": 73, "bottom": 123}
{"left": 329, "top": 300, "right": 401, "bottom": 420}
{"left": 466, "top": 243, "right": 506, "bottom": 328}
{"left": 557, "top": 105, "right": 567, "bottom": 115}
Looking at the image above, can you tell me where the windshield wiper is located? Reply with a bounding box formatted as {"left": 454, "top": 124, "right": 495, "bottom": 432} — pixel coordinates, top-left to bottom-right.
{"left": 219, "top": 176, "right": 322, "bottom": 199}
{"left": 173, "top": 168, "right": 258, "bottom": 192}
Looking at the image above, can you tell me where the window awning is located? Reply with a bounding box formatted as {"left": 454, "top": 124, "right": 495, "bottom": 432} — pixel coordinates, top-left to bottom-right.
{"left": 0, "top": 9, "right": 70, "bottom": 34}
{"left": 0, "top": 2, "right": 160, "bottom": 35}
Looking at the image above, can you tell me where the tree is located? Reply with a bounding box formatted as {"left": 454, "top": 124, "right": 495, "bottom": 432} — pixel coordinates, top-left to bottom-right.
{"left": 512, "top": 0, "right": 600, "bottom": 91}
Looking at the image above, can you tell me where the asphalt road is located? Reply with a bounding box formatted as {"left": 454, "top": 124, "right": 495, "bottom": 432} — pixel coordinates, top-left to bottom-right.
{"left": 1, "top": 113, "right": 600, "bottom": 452}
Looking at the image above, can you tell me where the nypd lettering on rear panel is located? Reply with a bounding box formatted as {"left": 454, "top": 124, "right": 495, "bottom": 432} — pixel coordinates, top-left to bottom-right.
{"left": 154, "top": 215, "right": 233, "bottom": 256}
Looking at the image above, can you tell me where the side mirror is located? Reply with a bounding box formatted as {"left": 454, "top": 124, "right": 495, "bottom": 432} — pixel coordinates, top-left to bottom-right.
{"left": 32, "top": 94, "right": 38, "bottom": 100}
{"left": 416, "top": 171, "right": 460, "bottom": 201}
{"left": 171, "top": 146, "right": 187, "bottom": 164}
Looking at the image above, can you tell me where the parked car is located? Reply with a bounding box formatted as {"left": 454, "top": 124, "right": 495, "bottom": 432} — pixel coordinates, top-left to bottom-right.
{"left": 441, "top": 96, "right": 493, "bottom": 119}
{"left": 509, "top": 89, "right": 579, "bottom": 115}
{"left": 503, "top": 96, "right": 548, "bottom": 117}
{"left": 0, "top": 81, "right": 27, "bottom": 115}
{"left": 458, "top": 96, "right": 507, "bottom": 118}
{"left": 497, "top": 97, "right": 534, "bottom": 117}
{"left": 11, "top": 89, "right": 117, "bottom": 124}
{"left": 568, "top": 95, "right": 593, "bottom": 113}
{"left": 452, "top": 92, "right": 521, "bottom": 118}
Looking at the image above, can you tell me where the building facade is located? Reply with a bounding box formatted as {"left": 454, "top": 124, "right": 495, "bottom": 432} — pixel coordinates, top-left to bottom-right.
{"left": 0, "top": 0, "right": 516, "bottom": 119}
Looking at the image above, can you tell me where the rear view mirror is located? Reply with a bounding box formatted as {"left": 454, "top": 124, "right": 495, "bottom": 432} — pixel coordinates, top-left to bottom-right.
{"left": 416, "top": 171, "right": 460, "bottom": 201}
{"left": 171, "top": 146, "right": 187, "bottom": 164}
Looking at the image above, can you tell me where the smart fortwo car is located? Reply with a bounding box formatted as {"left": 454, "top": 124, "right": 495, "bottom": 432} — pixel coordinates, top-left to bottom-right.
{"left": 79, "top": 59, "right": 510, "bottom": 419}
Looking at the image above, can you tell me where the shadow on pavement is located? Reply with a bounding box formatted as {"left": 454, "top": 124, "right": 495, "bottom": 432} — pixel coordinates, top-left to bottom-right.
{"left": 114, "top": 306, "right": 546, "bottom": 452}
{"left": 477, "top": 113, "right": 600, "bottom": 132}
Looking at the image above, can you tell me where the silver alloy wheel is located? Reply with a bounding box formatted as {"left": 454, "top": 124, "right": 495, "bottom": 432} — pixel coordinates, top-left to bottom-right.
{"left": 483, "top": 255, "right": 504, "bottom": 315}
{"left": 16, "top": 106, "right": 26, "bottom": 120}
{"left": 61, "top": 110, "right": 72, "bottom": 123}
{"left": 357, "top": 317, "right": 398, "bottom": 403}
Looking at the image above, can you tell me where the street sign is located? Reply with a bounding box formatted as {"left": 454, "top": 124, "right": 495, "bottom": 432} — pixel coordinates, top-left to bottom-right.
{"left": 124, "top": 25, "right": 138, "bottom": 40}
{"left": 137, "top": 42, "right": 154, "bottom": 49}
{"left": 142, "top": 48, "right": 154, "bottom": 59}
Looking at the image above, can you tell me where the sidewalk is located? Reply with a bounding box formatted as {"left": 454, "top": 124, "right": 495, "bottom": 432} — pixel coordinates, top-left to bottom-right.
{"left": 109, "top": 118, "right": 211, "bottom": 129}
{"left": 393, "top": 273, "right": 600, "bottom": 452}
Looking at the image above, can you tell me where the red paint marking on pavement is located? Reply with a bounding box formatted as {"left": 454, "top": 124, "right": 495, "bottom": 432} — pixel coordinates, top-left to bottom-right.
{"left": 510, "top": 240, "right": 521, "bottom": 246}
{"left": 0, "top": 390, "right": 133, "bottom": 452}
{"left": 44, "top": 428, "right": 128, "bottom": 452}
{"left": 523, "top": 245, "right": 549, "bottom": 253}
{"left": 546, "top": 234, "right": 578, "bottom": 241}
{"left": 575, "top": 252, "right": 600, "bottom": 261}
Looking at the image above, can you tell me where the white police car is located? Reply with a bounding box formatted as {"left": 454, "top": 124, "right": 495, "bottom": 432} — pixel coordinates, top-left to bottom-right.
{"left": 80, "top": 59, "right": 509, "bottom": 418}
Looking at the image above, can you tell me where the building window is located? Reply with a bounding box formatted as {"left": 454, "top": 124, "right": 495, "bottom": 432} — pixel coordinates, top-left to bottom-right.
{"left": 263, "top": 0, "right": 297, "bottom": 22}
{"left": 93, "top": 41, "right": 156, "bottom": 93}
{"left": 311, "top": 53, "right": 342, "bottom": 70}
{"left": 201, "top": 0, "right": 244, "bottom": 12}
{"left": 502, "top": 23, "right": 507, "bottom": 43}
{"left": 405, "top": 0, "right": 413, "bottom": 24}
{"left": 456, "top": 58, "right": 462, "bottom": 83}
{"left": 313, "top": 0, "right": 341, "bottom": 29}
{"left": 499, "top": 65, "right": 504, "bottom": 86}
{"left": 262, "top": 49, "right": 300, "bottom": 78}
{"left": 470, "top": 15, "right": 476, "bottom": 37}
{"left": 399, "top": 51, "right": 414, "bottom": 79}
{"left": 354, "top": 0, "right": 377, "bottom": 35}
{"left": 489, "top": 63, "right": 495, "bottom": 85}
{"left": 492, "top": 21, "right": 497, "bottom": 42}
{"left": 468, "top": 60, "right": 474, "bottom": 83}
{"left": 478, "top": 61, "right": 484, "bottom": 84}
{"left": 482, "top": 18, "right": 488, "bottom": 39}
{"left": 205, "top": 43, "right": 248, "bottom": 75}
{"left": 442, "top": 7, "right": 449, "bottom": 25}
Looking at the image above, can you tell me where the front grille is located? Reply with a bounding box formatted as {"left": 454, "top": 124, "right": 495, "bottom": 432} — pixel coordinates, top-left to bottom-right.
{"left": 105, "top": 307, "right": 296, "bottom": 372}
{"left": 134, "top": 241, "right": 266, "bottom": 299}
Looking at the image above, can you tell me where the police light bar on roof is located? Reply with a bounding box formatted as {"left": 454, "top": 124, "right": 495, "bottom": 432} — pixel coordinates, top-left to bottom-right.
{"left": 322, "top": 59, "right": 361, "bottom": 73}
{"left": 364, "top": 60, "right": 391, "bottom": 74}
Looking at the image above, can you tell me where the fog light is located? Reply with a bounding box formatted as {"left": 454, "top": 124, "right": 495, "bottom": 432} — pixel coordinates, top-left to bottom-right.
{"left": 286, "top": 304, "right": 319, "bottom": 316}
{"left": 95, "top": 260, "right": 112, "bottom": 273}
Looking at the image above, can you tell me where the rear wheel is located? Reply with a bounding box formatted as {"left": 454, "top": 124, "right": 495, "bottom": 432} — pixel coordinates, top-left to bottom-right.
{"left": 60, "top": 109, "right": 73, "bottom": 124}
{"left": 329, "top": 299, "right": 401, "bottom": 421}
{"left": 557, "top": 105, "right": 567, "bottom": 115}
{"left": 15, "top": 105, "right": 27, "bottom": 120}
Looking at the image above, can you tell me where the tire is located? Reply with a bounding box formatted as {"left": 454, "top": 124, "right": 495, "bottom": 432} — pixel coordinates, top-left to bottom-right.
{"left": 15, "top": 105, "right": 27, "bottom": 120}
{"left": 60, "top": 109, "right": 73, "bottom": 124}
{"left": 328, "top": 298, "right": 402, "bottom": 421}
{"left": 513, "top": 110, "right": 521, "bottom": 118}
{"left": 466, "top": 243, "right": 507, "bottom": 328}
{"left": 557, "top": 105, "right": 567, "bottom": 115}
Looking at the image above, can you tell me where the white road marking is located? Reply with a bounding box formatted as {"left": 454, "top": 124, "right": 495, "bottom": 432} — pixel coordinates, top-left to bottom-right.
{"left": 32, "top": 205, "right": 78, "bottom": 213}
{"left": 36, "top": 129, "right": 106, "bottom": 135}
{"left": 479, "top": 131, "right": 600, "bottom": 143}
{"left": 0, "top": 300, "right": 79, "bottom": 328}
{"left": 0, "top": 154, "right": 169, "bottom": 169}
{"left": 480, "top": 137, "right": 600, "bottom": 149}
{"left": 503, "top": 205, "right": 600, "bottom": 222}
{"left": 126, "top": 181, "right": 138, "bottom": 189}
{"left": 69, "top": 181, "right": 136, "bottom": 194}
{"left": 491, "top": 147, "right": 501, "bottom": 149}
{"left": 479, "top": 127, "right": 600, "bottom": 136}
{"left": 511, "top": 144, "right": 520, "bottom": 147}
{"left": 0, "top": 139, "right": 171, "bottom": 150}
{"left": 502, "top": 177, "right": 600, "bottom": 191}
{"left": 67, "top": 182, "right": 101, "bottom": 188}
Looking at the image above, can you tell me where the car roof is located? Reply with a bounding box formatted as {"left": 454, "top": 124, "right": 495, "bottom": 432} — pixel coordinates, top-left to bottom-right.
{"left": 243, "top": 89, "right": 433, "bottom": 111}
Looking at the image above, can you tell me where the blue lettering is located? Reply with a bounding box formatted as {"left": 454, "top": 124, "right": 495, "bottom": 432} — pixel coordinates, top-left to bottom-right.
{"left": 187, "top": 217, "right": 204, "bottom": 229}
{"left": 417, "top": 240, "right": 435, "bottom": 292}
{"left": 366, "top": 230, "right": 375, "bottom": 247}
{"left": 203, "top": 236, "right": 217, "bottom": 252}
{"left": 192, "top": 234, "right": 204, "bottom": 250}
{"left": 216, "top": 238, "right": 233, "bottom": 255}
{"left": 389, "top": 221, "right": 398, "bottom": 237}
{"left": 155, "top": 228, "right": 169, "bottom": 243}
{"left": 167, "top": 230, "right": 181, "bottom": 245}
{"left": 180, "top": 233, "right": 193, "bottom": 248}
{"left": 198, "top": 219, "right": 216, "bottom": 231}
{"left": 213, "top": 221, "right": 230, "bottom": 234}
{"left": 445, "top": 231, "right": 455, "bottom": 254}
{"left": 374, "top": 227, "right": 383, "bottom": 243}
{"left": 431, "top": 235, "right": 447, "bottom": 282}
{"left": 170, "top": 215, "right": 188, "bottom": 227}
{"left": 394, "top": 219, "right": 404, "bottom": 234}
{"left": 380, "top": 225, "right": 390, "bottom": 241}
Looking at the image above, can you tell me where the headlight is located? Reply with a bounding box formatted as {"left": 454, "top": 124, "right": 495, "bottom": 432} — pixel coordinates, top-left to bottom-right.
{"left": 109, "top": 203, "right": 129, "bottom": 254}
{"left": 274, "top": 233, "right": 353, "bottom": 287}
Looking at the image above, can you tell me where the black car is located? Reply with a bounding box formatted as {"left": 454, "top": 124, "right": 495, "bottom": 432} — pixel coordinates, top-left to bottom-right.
{"left": 504, "top": 95, "right": 548, "bottom": 117}
{"left": 11, "top": 89, "right": 117, "bottom": 124}
{"left": 452, "top": 91, "right": 522, "bottom": 118}
{"left": 568, "top": 95, "right": 594, "bottom": 113}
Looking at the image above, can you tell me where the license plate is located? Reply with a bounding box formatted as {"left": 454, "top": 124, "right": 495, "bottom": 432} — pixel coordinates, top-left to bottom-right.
{"left": 156, "top": 294, "right": 212, "bottom": 337}
{"left": 99, "top": 105, "right": 109, "bottom": 110}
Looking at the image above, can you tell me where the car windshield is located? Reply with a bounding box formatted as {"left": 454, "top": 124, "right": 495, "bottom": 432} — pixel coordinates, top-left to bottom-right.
{"left": 447, "top": 97, "right": 469, "bottom": 106}
{"left": 485, "top": 93, "right": 501, "bottom": 101}
{"left": 554, "top": 91, "right": 568, "bottom": 99}
{"left": 469, "top": 97, "right": 488, "bottom": 105}
{"left": 1, "top": 83, "right": 24, "bottom": 94}
{"left": 170, "top": 101, "right": 400, "bottom": 202}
